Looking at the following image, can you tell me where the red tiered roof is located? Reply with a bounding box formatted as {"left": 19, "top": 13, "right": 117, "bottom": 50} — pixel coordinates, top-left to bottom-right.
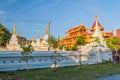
{"left": 103, "top": 32, "right": 114, "bottom": 38}
{"left": 90, "top": 16, "right": 104, "bottom": 31}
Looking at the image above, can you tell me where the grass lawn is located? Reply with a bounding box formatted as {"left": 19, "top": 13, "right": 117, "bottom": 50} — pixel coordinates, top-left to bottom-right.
{"left": 0, "top": 63, "right": 120, "bottom": 80}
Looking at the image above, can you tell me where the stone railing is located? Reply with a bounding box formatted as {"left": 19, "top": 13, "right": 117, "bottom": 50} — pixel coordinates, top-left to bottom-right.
{"left": 0, "top": 50, "right": 112, "bottom": 71}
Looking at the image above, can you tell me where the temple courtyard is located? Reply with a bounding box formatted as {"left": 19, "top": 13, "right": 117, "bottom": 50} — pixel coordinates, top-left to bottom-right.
{"left": 0, "top": 62, "right": 120, "bottom": 80}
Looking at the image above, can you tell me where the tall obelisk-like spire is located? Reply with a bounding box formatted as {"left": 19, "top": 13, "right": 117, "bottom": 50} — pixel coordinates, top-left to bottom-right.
{"left": 48, "top": 21, "right": 50, "bottom": 36}
{"left": 45, "top": 21, "right": 50, "bottom": 36}
{"left": 13, "top": 24, "right": 17, "bottom": 35}
{"left": 38, "top": 32, "right": 40, "bottom": 39}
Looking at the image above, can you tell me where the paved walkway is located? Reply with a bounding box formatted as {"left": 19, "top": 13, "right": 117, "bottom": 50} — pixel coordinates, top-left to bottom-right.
{"left": 96, "top": 74, "right": 120, "bottom": 80}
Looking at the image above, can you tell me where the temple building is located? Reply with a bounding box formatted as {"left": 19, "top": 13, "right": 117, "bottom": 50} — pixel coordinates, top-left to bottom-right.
{"left": 117, "top": 29, "right": 120, "bottom": 39}
{"left": 59, "top": 24, "right": 89, "bottom": 48}
{"left": 90, "top": 16, "right": 113, "bottom": 39}
{"left": 6, "top": 25, "right": 21, "bottom": 51}
{"left": 59, "top": 16, "right": 114, "bottom": 49}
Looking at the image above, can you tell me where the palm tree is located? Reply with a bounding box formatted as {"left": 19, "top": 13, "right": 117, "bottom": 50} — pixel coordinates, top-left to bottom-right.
{"left": 21, "top": 44, "right": 34, "bottom": 71}
{"left": 76, "top": 36, "right": 86, "bottom": 67}
{"left": 47, "top": 35, "right": 59, "bottom": 69}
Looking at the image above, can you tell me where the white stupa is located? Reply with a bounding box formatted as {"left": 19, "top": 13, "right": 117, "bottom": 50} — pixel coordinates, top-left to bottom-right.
{"left": 92, "top": 16, "right": 105, "bottom": 46}
{"left": 93, "top": 16, "right": 104, "bottom": 44}
{"left": 31, "top": 36, "right": 35, "bottom": 47}
{"left": 6, "top": 24, "right": 21, "bottom": 51}
{"left": 34, "top": 32, "right": 41, "bottom": 51}
{"left": 41, "top": 31, "right": 49, "bottom": 48}
{"left": 41, "top": 21, "right": 50, "bottom": 49}
{"left": 35, "top": 32, "right": 41, "bottom": 46}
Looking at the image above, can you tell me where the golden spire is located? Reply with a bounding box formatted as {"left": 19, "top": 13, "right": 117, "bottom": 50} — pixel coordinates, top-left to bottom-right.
{"left": 13, "top": 24, "right": 17, "bottom": 35}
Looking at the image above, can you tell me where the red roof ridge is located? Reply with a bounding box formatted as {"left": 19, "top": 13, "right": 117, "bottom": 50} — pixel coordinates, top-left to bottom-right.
{"left": 90, "top": 16, "right": 104, "bottom": 31}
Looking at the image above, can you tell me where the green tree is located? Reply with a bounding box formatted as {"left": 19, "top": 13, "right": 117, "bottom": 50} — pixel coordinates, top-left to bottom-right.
{"left": 47, "top": 35, "right": 59, "bottom": 69}
{"left": 93, "top": 37, "right": 100, "bottom": 44}
{"left": 76, "top": 36, "right": 86, "bottom": 67}
{"left": 21, "top": 45, "right": 34, "bottom": 71}
{"left": 0, "top": 23, "right": 11, "bottom": 46}
{"left": 106, "top": 37, "right": 120, "bottom": 50}
{"left": 18, "top": 36, "right": 26, "bottom": 47}
{"left": 68, "top": 46, "right": 78, "bottom": 51}
{"left": 106, "top": 36, "right": 120, "bottom": 63}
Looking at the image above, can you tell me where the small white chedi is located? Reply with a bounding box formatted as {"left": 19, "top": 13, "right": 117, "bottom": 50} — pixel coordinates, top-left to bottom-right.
{"left": 32, "top": 29, "right": 49, "bottom": 51}
{"left": 6, "top": 24, "right": 21, "bottom": 51}
{"left": 31, "top": 21, "right": 50, "bottom": 51}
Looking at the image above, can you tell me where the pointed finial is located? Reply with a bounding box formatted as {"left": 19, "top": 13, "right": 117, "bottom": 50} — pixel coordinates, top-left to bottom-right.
{"left": 13, "top": 24, "right": 17, "bottom": 35}
{"left": 112, "top": 30, "right": 113, "bottom": 32}
{"left": 38, "top": 32, "right": 40, "bottom": 39}
{"left": 32, "top": 36, "right": 34, "bottom": 41}
{"left": 81, "top": 23, "right": 85, "bottom": 26}
{"left": 45, "top": 21, "right": 50, "bottom": 35}
{"left": 95, "top": 16, "right": 98, "bottom": 21}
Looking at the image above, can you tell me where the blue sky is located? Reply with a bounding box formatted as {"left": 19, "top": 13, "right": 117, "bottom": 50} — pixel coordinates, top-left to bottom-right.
{"left": 0, "top": 0, "right": 120, "bottom": 39}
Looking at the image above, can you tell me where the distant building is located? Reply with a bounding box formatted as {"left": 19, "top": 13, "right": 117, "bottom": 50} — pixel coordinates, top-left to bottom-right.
{"left": 117, "top": 29, "right": 120, "bottom": 38}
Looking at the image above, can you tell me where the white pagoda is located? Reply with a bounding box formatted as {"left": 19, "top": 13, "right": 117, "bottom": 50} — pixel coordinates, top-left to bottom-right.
{"left": 34, "top": 32, "right": 41, "bottom": 51}
{"left": 30, "top": 21, "right": 50, "bottom": 51}
{"left": 41, "top": 21, "right": 50, "bottom": 50}
{"left": 31, "top": 36, "right": 35, "bottom": 47}
{"left": 6, "top": 25, "right": 21, "bottom": 51}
